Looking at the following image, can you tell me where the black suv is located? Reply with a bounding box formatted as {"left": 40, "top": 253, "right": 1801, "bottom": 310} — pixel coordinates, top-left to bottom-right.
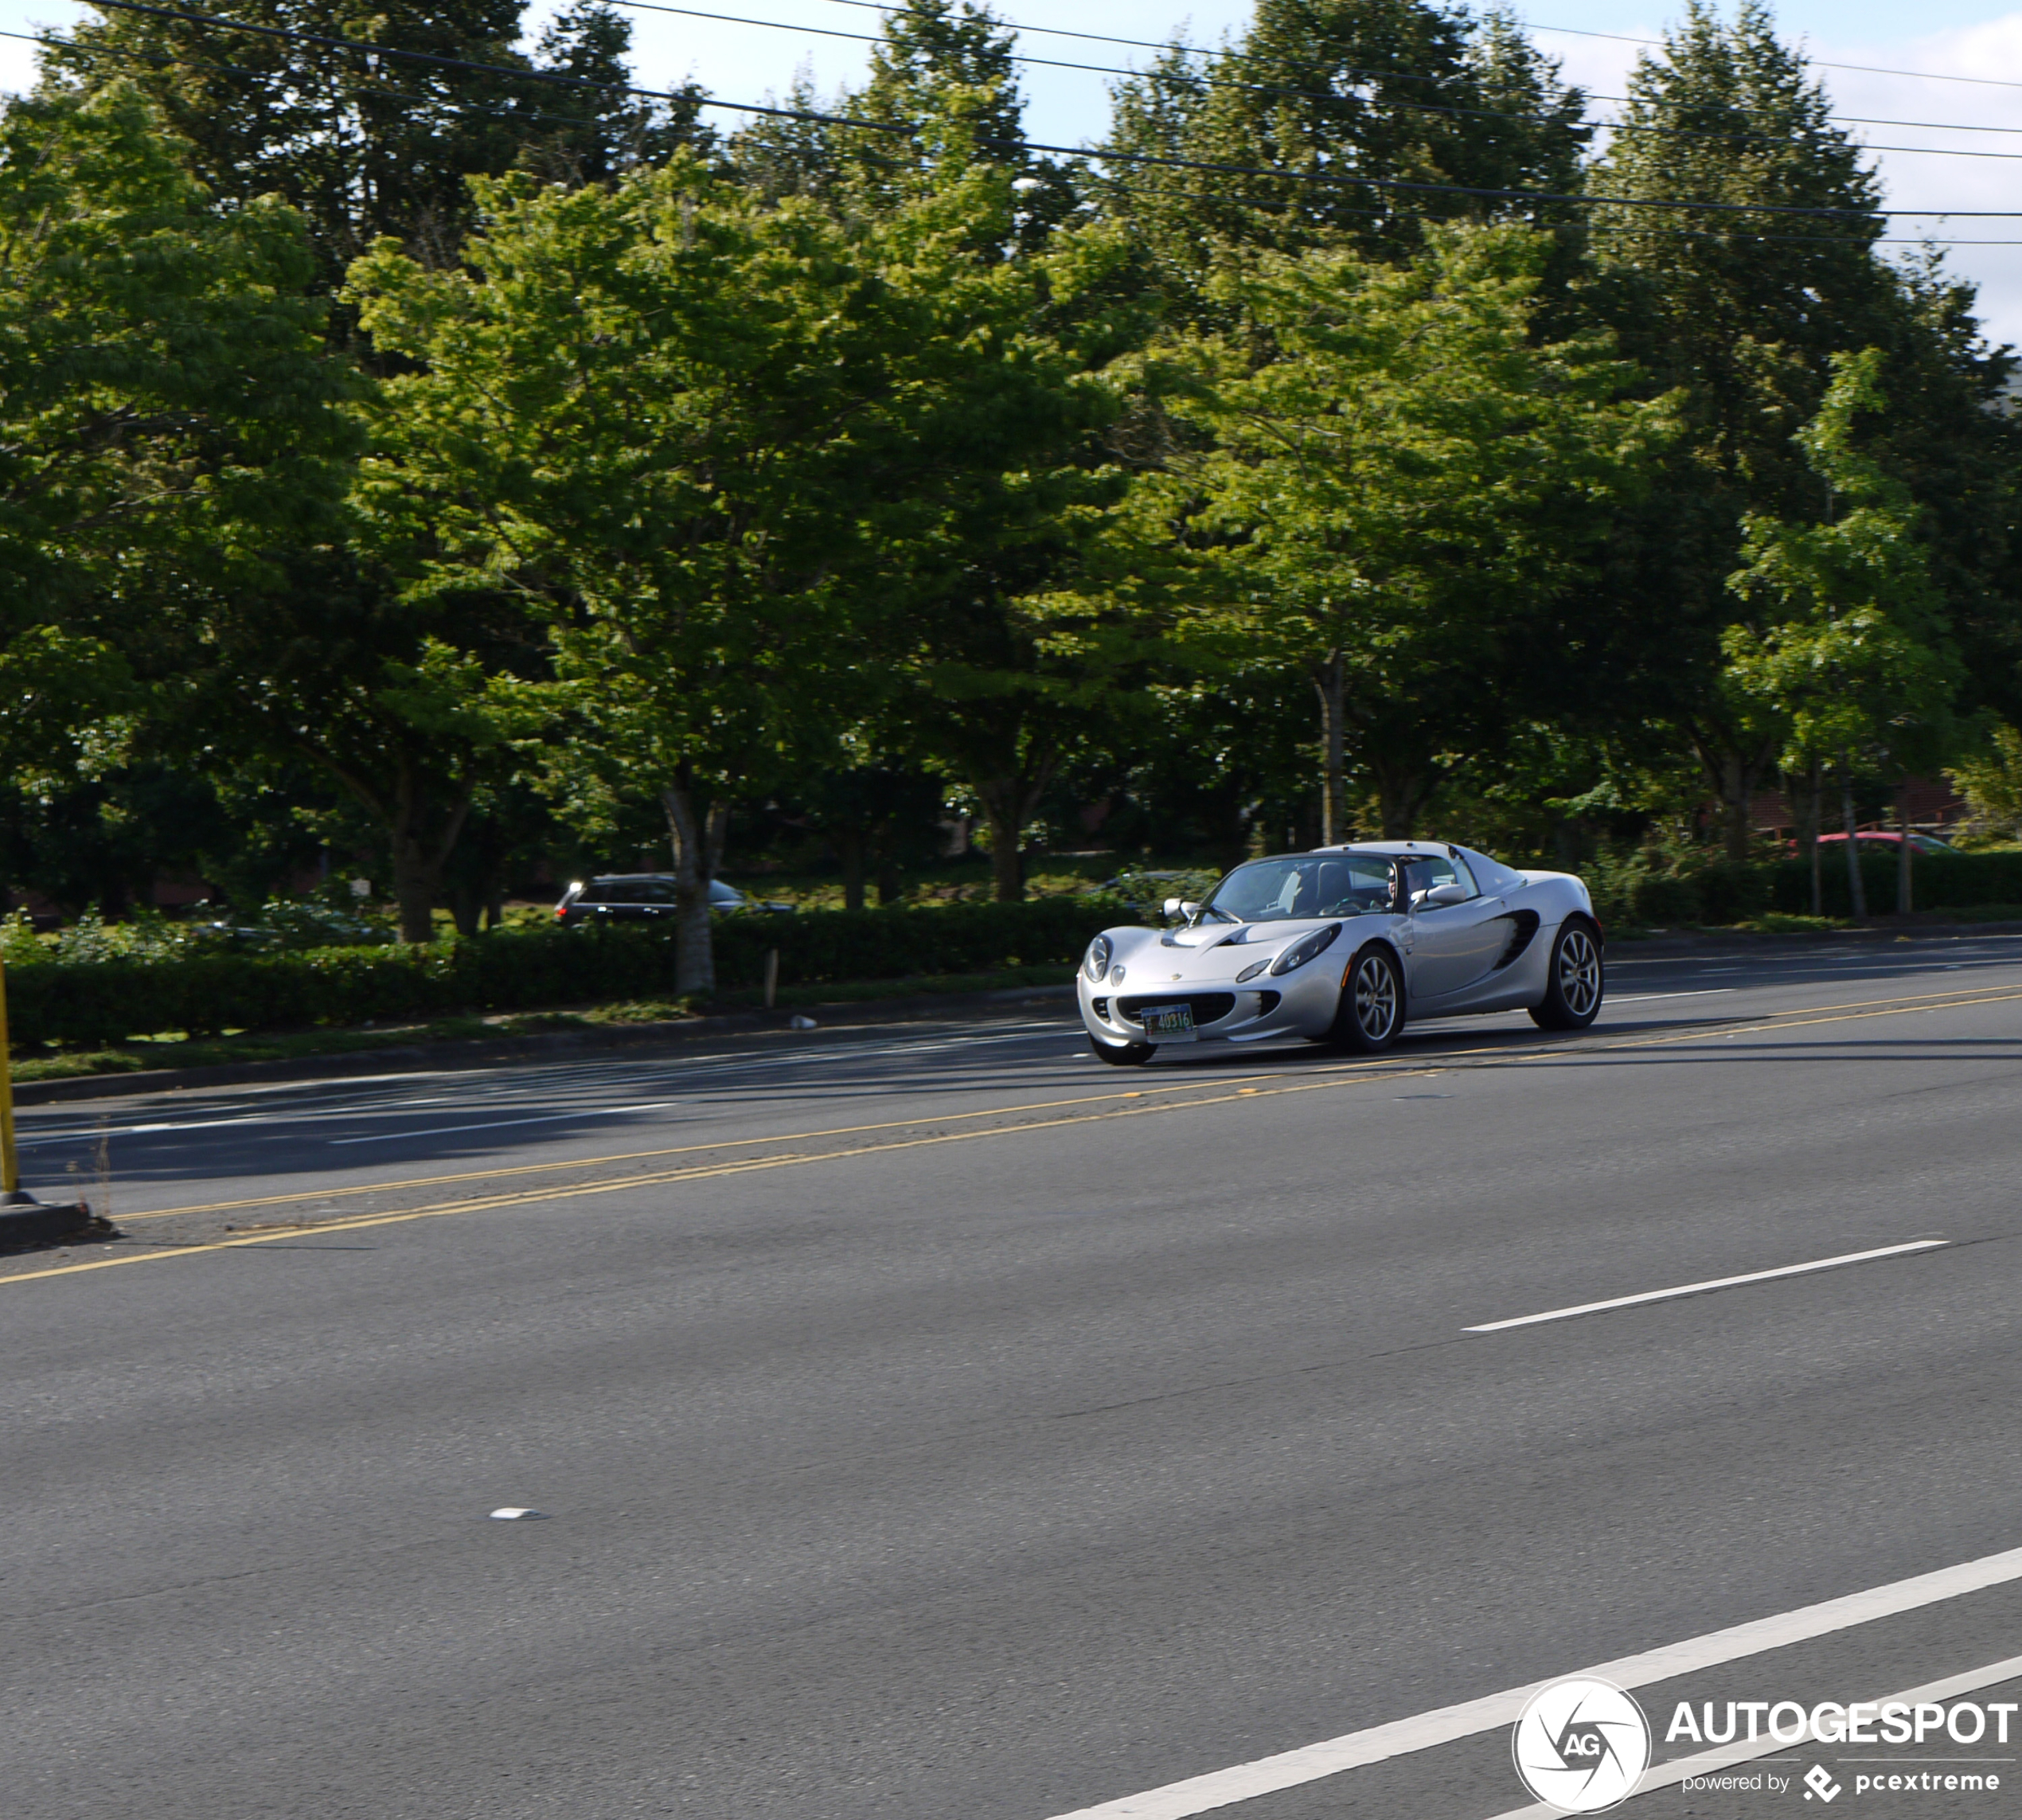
{"left": 554, "top": 874, "right": 791, "bottom": 925}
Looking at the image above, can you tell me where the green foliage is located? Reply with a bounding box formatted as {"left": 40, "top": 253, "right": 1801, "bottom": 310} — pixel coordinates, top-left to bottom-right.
{"left": 1948, "top": 724, "right": 2022, "bottom": 840}
{"left": 1724, "top": 350, "right": 1961, "bottom": 779}
{"left": 45, "top": 0, "right": 708, "bottom": 293}
{"left": 0, "top": 84, "right": 353, "bottom": 717}
{"left": 1142, "top": 224, "right": 1673, "bottom": 838}
{"left": 1579, "top": 846, "right": 2022, "bottom": 926}
{"left": 5, "top": 0, "right": 2015, "bottom": 935}
{"left": 1100, "top": 0, "right": 1589, "bottom": 301}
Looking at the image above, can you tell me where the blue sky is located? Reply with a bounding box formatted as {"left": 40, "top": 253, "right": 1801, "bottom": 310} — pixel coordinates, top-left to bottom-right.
{"left": 6, "top": 0, "right": 2022, "bottom": 342}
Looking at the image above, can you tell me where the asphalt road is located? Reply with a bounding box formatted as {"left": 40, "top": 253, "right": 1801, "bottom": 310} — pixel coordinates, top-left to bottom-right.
{"left": 7, "top": 931, "right": 2022, "bottom": 1819}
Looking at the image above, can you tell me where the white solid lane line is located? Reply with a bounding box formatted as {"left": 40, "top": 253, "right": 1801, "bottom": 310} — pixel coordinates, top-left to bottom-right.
{"left": 326, "top": 1102, "right": 680, "bottom": 1146}
{"left": 1460, "top": 1240, "right": 1950, "bottom": 1334}
{"left": 1606, "top": 989, "right": 1738, "bottom": 1003}
{"left": 1042, "top": 1543, "right": 2022, "bottom": 1820}
{"left": 1483, "top": 1650, "right": 2022, "bottom": 1818}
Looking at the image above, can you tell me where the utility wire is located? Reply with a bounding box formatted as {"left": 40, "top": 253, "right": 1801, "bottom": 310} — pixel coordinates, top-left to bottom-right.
{"left": 83, "top": 0, "right": 913, "bottom": 132}
{"left": 760, "top": 0, "right": 2022, "bottom": 140}
{"left": 10, "top": 25, "right": 678, "bottom": 137}
{"left": 604, "top": 0, "right": 2022, "bottom": 165}
{"left": 1515, "top": 16, "right": 2022, "bottom": 95}
{"left": 1085, "top": 169, "right": 2022, "bottom": 246}
{"left": 69, "top": 0, "right": 2022, "bottom": 217}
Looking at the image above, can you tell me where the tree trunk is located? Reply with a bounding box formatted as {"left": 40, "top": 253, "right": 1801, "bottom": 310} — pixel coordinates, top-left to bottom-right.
{"left": 980, "top": 795, "right": 1025, "bottom": 901}
{"left": 974, "top": 768, "right": 1053, "bottom": 903}
{"left": 1803, "top": 759, "right": 1822, "bottom": 918}
{"left": 1685, "top": 724, "right": 1775, "bottom": 865}
{"left": 1368, "top": 760, "right": 1433, "bottom": 840}
{"left": 1718, "top": 752, "right": 1756, "bottom": 864}
{"left": 659, "top": 769, "right": 728, "bottom": 996}
{"left": 387, "top": 783, "right": 472, "bottom": 943}
{"left": 1840, "top": 767, "right": 1867, "bottom": 923}
{"left": 837, "top": 827, "right": 866, "bottom": 912}
{"left": 1314, "top": 656, "right": 1347, "bottom": 846}
{"left": 1895, "top": 785, "right": 1913, "bottom": 916}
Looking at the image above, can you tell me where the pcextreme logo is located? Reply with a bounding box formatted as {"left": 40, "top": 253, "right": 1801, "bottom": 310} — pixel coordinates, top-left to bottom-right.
{"left": 1511, "top": 1677, "right": 1653, "bottom": 1812}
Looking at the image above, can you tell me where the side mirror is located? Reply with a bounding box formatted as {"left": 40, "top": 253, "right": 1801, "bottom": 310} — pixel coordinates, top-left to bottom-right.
{"left": 1421, "top": 882, "right": 1471, "bottom": 908}
{"left": 1178, "top": 900, "right": 1202, "bottom": 923}
{"left": 1162, "top": 896, "right": 1183, "bottom": 920}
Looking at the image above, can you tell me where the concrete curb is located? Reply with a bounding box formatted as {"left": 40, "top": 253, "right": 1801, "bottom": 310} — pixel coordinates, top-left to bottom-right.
{"left": 0, "top": 1196, "right": 109, "bottom": 1252}
{"left": 10, "top": 982, "right": 1079, "bottom": 1107}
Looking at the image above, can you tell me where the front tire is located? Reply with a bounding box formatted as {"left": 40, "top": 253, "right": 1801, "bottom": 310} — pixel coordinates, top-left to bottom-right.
{"left": 1330, "top": 944, "right": 1404, "bottom": 1053}
{"left": 1088, "top": 1030, "right": 1154, "bottom": 1066}
{"left": 1529, "top": 918, "right": 1604, "bottom": 1030}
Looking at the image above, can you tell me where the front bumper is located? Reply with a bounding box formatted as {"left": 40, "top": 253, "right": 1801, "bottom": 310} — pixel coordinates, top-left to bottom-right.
{"left": 1078, "top": 959, "right": 1348, "bottom": 1047}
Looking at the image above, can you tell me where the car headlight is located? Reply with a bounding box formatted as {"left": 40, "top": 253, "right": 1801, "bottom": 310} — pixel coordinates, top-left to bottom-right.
{"left": 1235, "top": 958, "right": 1271, "bottom": 983}
{"left": 1269, "top": 923, "right": 1341, "bottom": 977}
{"left": 1084, "top": 935, "right": 1112, "bottom": 982}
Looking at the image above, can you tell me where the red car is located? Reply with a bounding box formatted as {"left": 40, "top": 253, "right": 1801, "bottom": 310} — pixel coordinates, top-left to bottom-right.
{"left": 1792, "top": 831, "right": 1954, "bottom": 856}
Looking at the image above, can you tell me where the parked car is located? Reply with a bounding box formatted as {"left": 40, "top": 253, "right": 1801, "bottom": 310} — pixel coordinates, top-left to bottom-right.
{"left": 1079, "top": 841, "right": 1603, "bottom": 1064}
{"left": 1792, "top": 831, "right": 1954, "bottom": 857}
{"left": 555, "top": 875, "right": 793, "bottom": 924}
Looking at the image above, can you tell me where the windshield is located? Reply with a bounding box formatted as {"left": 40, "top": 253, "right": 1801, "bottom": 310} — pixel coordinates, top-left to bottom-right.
{"left": 1205, "top": 854, "right": 1395, "bottom": 923}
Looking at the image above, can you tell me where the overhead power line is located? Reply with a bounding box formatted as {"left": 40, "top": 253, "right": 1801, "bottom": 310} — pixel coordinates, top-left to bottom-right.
{"left": 69, "top": 0, "right": 2022, "bottom": 218}
{"left": 84, "top": 0, "right": 912, "bottom": 133}
{"left": 1079, "top": 169, "right": 2022, "bottom": 247}
{"left": 763, "top": 0, "right": 2022, "bottom": 140}
{"left": 12, "top": 25, "right": 673, "bottom": 138}
{"left": 600, "top": 0, "right": 2022, "bottom": 166}
{"left": 1515, "top": 15, "right": 2022, "bottom": 95}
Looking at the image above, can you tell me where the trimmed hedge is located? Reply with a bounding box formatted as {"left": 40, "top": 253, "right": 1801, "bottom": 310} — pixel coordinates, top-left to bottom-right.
{"left": 1585, "top": 849, "right": 2022, "bottom": 927}
{"left": 3, "top": 898, "right": 1118, "bottom": 1052}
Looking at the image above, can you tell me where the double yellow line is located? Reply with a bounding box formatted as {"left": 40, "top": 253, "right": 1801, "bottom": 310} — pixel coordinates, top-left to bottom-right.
{"left": 6, "top": 978, "right": 2018, "bottom": 1291}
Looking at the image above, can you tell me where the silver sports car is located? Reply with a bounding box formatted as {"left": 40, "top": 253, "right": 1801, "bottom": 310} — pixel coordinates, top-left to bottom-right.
{"left": 1079, "top": 842, "right": 1603, "bottom": 1065}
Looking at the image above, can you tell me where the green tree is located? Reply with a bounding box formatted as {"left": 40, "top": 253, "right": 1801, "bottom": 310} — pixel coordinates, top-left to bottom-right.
{"left": 1139, "top": 224, "right": 1672, "bottom": 842}
{"left": 1723, "top": 350, "right": 1962, "bottom": 916}
{"left": 1099, "top": 0, "right": 1589, "bottom": 309}
{"left": 1947, "top": 724, "right": 2022, "bottom": 843}
{"left": 0, "top": 84, "right": 354, "bottom": 895}
{"left": 1582, "top": 2, "right": 2009, "bottom": 860}
{"left": 42, "top": 0, "right": 708, "bottom": 297}
{"left": 348, "top": 161, "right": 924, "bottom": 984}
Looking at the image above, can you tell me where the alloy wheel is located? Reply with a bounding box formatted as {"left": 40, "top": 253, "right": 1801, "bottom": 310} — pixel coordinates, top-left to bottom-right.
{"left": 1355, "top": 954, "right": 1399, "bottom": 1041}
{"left": 1557, "top": 928, "right": 1601, "bottom": 1017}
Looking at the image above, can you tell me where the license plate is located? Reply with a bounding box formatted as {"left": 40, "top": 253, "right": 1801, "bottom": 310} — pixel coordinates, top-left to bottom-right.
{"left": 1140, "top": 1002, "right": 1197, "bottom": 1041}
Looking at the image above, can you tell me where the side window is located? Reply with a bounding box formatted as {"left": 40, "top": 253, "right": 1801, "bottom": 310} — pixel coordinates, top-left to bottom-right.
{"left": 1401, "top": 855, "right": 1465, "bottom": 906}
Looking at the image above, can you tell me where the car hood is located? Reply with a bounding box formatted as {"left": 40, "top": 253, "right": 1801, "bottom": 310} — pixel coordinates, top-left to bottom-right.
{"left": 1103, "top": 916, "right": 1348, "bottom": 982}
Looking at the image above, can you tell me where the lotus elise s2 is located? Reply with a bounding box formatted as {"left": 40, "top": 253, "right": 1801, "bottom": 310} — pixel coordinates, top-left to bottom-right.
{"left": 1079, "top": 842, "right": 1604, "bottom": 1065}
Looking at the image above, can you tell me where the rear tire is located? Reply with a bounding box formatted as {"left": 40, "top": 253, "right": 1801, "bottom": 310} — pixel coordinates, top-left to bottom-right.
{"left": 1329, "top": 944, "right": 1404, "bottom": 1053}
{"left": 1529, "top": 917, "right": 1604, "bottom": 1030}
{"left": 1088, "top": 1030, "right": 1154, "bottom": 1066}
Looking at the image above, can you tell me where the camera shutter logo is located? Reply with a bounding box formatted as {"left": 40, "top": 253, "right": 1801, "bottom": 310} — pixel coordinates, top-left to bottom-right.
{"left": 1511, "top": 1677, "right": 1651, "bottom": 1812}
